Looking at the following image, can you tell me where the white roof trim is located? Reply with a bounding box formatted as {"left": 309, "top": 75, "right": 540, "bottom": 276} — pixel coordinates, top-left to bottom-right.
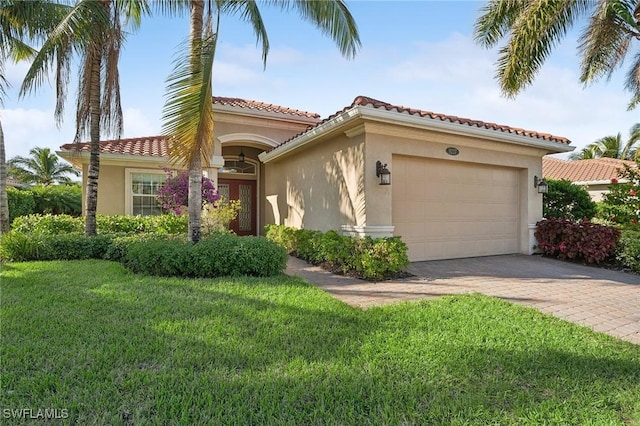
{"left": 217, "top": 133, "right": 280, "bottom": 148}
{"left": 260, "top": 105, "right": 574, "bottom": 163}
{"left": 57, "top": 151, "right": 166, "bottom": 164}
{"left": 573, "top": 179, "right": 630, "bottom": 186}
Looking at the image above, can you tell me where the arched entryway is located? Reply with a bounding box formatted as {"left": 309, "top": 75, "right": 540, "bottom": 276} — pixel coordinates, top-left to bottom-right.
{"left": 218, "top": 149, "right": 259, "bottom": 236}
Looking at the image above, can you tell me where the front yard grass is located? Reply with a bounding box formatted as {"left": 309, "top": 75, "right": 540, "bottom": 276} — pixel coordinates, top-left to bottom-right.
{"left": 2, "top": 260, "right": 639, "bottom": 425}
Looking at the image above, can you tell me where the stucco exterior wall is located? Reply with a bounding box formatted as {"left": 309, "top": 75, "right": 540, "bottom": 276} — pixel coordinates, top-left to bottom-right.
{"left": 81, "top": 160, "right": 167, "bottom": 216}
{"left": 264, "top": 132, "right": 366, "bottom": 232}
{"left": 363, "top": 122, "right": 547, "bottom": 255}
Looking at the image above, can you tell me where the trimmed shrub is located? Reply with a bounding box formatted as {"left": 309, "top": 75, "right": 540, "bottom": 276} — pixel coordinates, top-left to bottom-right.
{"left": 10, "top": 213, "right": 188, "bottom": 235}
{"left": 123, "top": 234, "right": 286, "bottom": 278}
{"left": 7, "top": 187, "right": 35, "bottom": 221}
{"left": 31, "top": 185, "right": 82, "bottom": 216}
{"left": 265, "top": 224, "right": 409, "bottom": 281}
{"left": 0, "top": 232, "right": 113, "bottom": 262}
{"left": 616, "top": 230, "right": 640, "bottom": 273}
{"left": 535, "top": 218, "right": 620, "bottom": 264}
{"left": 97, "top": 214, "right": 187, "bottom": 234}
{"left": 544, "top": 179, "right": 597, "bottom": 220}
{"left": 11, "top": 214, "right": 83, "bottom": 235}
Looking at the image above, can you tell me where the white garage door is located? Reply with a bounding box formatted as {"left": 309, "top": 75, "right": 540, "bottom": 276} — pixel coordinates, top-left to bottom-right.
{"left": 392, "top": 155, "right": 520, "bottom": 261}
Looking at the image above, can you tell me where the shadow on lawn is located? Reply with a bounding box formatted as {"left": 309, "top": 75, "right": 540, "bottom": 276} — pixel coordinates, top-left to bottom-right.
{"left": 3, "top": 260, "right": 639, "bottom": 424}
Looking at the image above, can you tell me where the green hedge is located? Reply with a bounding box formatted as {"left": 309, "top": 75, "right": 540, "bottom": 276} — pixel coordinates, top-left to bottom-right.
{"left": 10, "top": 213, "right": 188, "bottom": 235}
{"left": 617, "top": 230, "right": 640, "bottom": 273}
{"left": 123, "top": 235, "right": 287, "bottom": 278}
{"left": 265, "top": 225, "right": 409, "bottom": 281}
{"left": 0, "top": 231, "right": 286, "bottom": 278}
{"left": 7, "top": 187, "right": 36, "bottom": 222}
{"left": 30, "top": 185, "right": 82, "bottom": 216}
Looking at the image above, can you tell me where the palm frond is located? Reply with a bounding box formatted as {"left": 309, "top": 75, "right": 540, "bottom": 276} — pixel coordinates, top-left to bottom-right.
{"left": 473, "top": 0, "right": 527, "bottom": 48}
{"left": 578, "top": 0, "right": 637, "bottom": 84}
{"left": 625, "top": 51, "right": 640, "bottom": 110}
{"left": 496, "top": 0, "right": 591, "bottom": 97}
{"left": 220, "top": 0, "right": 270, "bottom": 65}
{"left": 162, "top": 30, "right": 218, "bottom": 168}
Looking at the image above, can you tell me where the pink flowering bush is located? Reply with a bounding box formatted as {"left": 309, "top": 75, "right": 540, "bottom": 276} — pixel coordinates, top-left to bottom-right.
{"left": 156, "top": 170, "right": 220, "bottom": 215}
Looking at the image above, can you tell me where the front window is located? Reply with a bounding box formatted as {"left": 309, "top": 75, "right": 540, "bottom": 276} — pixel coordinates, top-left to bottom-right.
{"left": 131, "top": 173, "right": 165, "bottom": 215}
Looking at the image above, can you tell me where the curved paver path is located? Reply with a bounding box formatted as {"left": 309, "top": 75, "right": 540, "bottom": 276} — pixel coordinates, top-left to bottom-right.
{"left": 286, "top": 254, "right": 640, "bottom": 345}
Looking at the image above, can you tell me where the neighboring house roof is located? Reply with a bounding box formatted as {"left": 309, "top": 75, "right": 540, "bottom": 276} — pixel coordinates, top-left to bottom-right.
{"left": 543, "top": 157, "right": 638, "bottom": 184}
{"left": 7, "top": 177, "right": 27, "bottom": 188}
{"left": 213, "top": 96, "right": 320, "bottom": 119}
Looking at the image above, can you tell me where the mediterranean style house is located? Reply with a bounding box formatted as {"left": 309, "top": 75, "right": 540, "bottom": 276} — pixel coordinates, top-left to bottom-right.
{"left": 58, "top": 96, "right": 573, "bottom": 261}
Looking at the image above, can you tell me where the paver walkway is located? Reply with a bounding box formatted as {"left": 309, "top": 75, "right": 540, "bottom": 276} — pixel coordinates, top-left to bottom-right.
{"left": 286, "top": 254, "right": 640, "bottom": 345}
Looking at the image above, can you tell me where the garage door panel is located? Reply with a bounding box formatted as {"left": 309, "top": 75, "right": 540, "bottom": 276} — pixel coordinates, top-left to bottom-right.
{"left": 393, "top": 156, "right": 520, "bottom": 261}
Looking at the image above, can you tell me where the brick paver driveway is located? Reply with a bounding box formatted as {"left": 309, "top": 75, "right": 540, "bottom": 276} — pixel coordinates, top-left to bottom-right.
{"left": 286, "top": 254, "right": 640, "bottom": 345}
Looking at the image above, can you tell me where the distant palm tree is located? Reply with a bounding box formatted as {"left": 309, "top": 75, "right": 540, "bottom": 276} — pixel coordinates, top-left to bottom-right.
{"left": 9, "top": 147, "right": 79, "bottom": 185}
{"left": 475, "top": 0, "right": 640, "bottom": 109}
{"left": 161, "top": 0, "right": 361, "bottom": 242}
{"left": 570, "top": 123, "right": 640, "bottom": 160}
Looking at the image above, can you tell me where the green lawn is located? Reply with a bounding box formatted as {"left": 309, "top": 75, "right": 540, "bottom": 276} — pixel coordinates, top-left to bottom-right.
{"left": 1, "top": 260, "right": 639, "bottom": 425}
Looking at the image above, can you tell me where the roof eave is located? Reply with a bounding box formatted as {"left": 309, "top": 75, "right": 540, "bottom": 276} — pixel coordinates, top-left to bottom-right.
{"left": 214, "top": 103, "right": 320, "bottom": 125}
{"left": 57, "top": 150, "right": 167, "bottom": 166}
{"left": 259, "top": 105, "right": 574, "bottom": 163}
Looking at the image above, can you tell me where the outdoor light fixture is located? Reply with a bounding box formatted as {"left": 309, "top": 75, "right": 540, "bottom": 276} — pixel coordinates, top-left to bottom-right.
{"left": 376, "top": 160, "right": 391, "bottom": 186}
{"left": 238, "top": 149, "right": 245, "bottom": 163}
{"left": 534, "top": 175, "right": 548, "bottom": 194}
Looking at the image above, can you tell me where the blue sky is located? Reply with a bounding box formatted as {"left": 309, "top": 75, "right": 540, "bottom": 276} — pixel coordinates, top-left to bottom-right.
{"left": 2, "top": 0, "right": 639, "bottom": 160}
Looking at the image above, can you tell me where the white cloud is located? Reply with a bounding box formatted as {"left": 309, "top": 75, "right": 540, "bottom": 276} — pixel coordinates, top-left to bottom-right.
{"left": 123, "top": 108, "right": 159, "bottom": 138}
{"left": 1, "top": 107, "right": 72, "bottom": 160}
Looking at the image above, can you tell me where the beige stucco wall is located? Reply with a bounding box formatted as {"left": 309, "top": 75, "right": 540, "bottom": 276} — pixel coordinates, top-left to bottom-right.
{"left": 583, "top": 184, "right": 609, "bottom": 202}
{"left": 363, "top": 121, "right": 548, "bottom": 255}
{"left": 264, "top": 131, "right": 366, "bottom": 232}
{"left": 81, "top": 159, "right": 168, "bottom": 216}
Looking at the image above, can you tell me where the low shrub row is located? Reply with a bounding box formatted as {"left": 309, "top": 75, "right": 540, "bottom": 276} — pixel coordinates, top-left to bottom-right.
{"left": 535, "top": 218, "right": 620, "bottom": 264}
{"left": 11, "top": 213, "right": 188, "bottom": 235}
{"left": 0, "top": 232, "right": 286, "bottom": 278}
{"left": 265, "top": 225, "right": 409, "bottom": 281}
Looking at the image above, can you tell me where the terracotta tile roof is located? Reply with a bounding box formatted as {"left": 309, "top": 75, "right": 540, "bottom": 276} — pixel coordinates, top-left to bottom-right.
{"left": 272, "top": 96, "right": 571, "bottom": 151}
{"left": 59, "top": 136, "right": 168, "bottom": 157}
{"left": 213, "top": 96, "right": 320, "bottom": 119}
{"left": 352, "top": 96, "right": 570, "bottom": 144}
{"left": 543, "top": 157, "right": 638, "bottom": 182}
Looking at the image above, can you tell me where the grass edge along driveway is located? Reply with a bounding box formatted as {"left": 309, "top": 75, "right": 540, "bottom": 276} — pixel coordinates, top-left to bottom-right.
{"left": 2, "top": 260, "right": 639, "bottom": 425}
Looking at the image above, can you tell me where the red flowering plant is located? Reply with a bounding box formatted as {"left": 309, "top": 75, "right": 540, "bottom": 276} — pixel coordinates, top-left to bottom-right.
{"left": 156, "top": 169, "right": 220, "bottom": 215}
{"left": 599, "top": 165, "right": 640, "bottom": 230}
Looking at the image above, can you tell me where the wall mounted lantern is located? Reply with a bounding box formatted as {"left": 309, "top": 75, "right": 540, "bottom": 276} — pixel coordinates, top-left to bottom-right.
{"left": 534, "top": 175, "right": 548, "bottom": 194}
{"left": 238, "top": 149, "right": 245, "bottom": 163}
{"left": 376, "top": 160, "right": 391, "bottom": 185}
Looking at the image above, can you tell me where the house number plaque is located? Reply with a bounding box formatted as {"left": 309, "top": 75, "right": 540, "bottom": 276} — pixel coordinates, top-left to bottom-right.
{"left": 446, "top": 147, "right": 459, "bottom": 156}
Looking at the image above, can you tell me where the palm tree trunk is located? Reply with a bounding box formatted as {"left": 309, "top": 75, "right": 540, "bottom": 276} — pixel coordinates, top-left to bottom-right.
{"left": 187, "top": 0, "right": 204, "bottom": 243}
{"left": 85, "top": 50, "right": 102, "bottom": 236}
{"left": 0, "top": 119, "right": 10, "bottom": 234}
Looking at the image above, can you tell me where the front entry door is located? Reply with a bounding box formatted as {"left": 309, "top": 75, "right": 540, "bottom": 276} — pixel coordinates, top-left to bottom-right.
{"left": 218, "top": 179, "right": 257, "bottom": 236}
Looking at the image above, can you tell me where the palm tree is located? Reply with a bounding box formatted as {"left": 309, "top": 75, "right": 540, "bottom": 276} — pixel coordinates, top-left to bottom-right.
{"left": 474, "top": 0, "right": 640, "bottom": 109}
{"left": 569, "top": 123, "right": 640, "bottom": 160}
{"left": 161, "top": 0, "right": 360, "bottom": 242}
{"left": 0, "top": 0, "right": 65, "bottom": 234}
{"left": 21, "top": 0, "right": 148, "bottom": 236}
{"left": 8, "top": 147, "right": 79, "bottom": 185}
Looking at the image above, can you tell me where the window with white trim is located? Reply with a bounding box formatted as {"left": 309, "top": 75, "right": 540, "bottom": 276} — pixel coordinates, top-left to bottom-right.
{"left": 130, "top": 172, "right": 165, "bottom": 216}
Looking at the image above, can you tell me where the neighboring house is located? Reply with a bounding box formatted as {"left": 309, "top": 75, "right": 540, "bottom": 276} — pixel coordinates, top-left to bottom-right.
{"left": 543, "top": 157, "right": 638, "bottom": 201}
{"left": 58, "top": 96, "right": 572, "bottom": 261}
